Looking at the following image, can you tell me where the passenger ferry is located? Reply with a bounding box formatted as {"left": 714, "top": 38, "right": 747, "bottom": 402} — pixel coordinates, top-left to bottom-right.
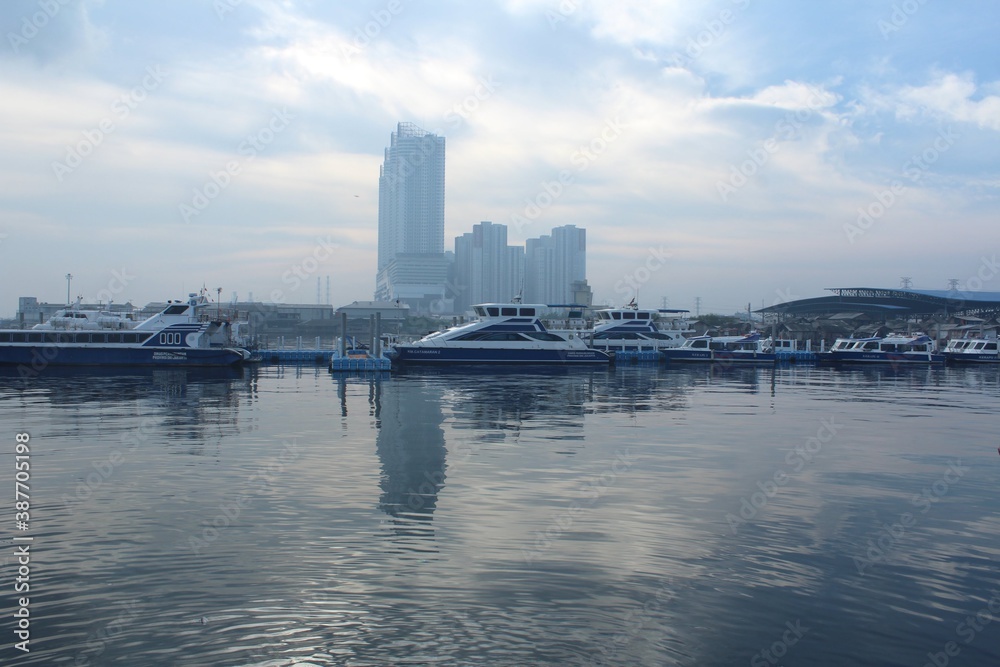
{"left": 587, "top": 302, "right": 691, "bottom": 354}
{"left": 0, "top": 293, "right": 251, "bottom": 368}
{"left": 32, "top": 298, "right": 135, "bottom": 331}
{"left": 819, "top": 333, "right": 944, "bottom": 364}
{"left": 388, "top": 302, "right": 611, "bottom": 365}
{"left": 943, "top": 337, "right": 1000, "bottom": 363}
{"left": 661, "top": 332, "right": 775, "bottom": 364}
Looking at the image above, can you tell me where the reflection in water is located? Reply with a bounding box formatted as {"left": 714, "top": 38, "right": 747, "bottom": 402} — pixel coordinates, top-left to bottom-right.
{"left": 375, "top": 376, "right": 446, "bottom": 544}
{"left": 4, "top": 363, "right": 999, "bottom": 665}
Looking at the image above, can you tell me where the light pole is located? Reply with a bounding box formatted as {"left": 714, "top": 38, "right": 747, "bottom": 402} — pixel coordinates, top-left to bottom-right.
{"left": 65, "top": 273, "right": 73, "bottom": 305}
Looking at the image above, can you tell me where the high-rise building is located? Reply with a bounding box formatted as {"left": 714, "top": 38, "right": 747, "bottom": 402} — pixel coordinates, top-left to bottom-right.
{"left": 524, "top": 224, "right": 587, "bottom": 304}
{"left": 375, "top": 122, "right": 447, "bottom": 312}
{"left": 453, "top": 221, "right": 524, "bottom": 312}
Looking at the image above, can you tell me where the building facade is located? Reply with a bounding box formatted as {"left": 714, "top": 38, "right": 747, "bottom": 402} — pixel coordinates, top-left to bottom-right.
{"left": 524, "top": 224, "right": 587, "bottom": 304}
{"left": 452, "top": 221, "right": 524, "bottom": 312}
{"left": 375, "top": 122, "right": 447, "bottom": 313}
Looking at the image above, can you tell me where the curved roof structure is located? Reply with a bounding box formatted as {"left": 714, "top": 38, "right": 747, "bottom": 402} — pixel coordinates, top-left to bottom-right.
{"left": 758, "top": 288, "right": 1000, "bottom": 318}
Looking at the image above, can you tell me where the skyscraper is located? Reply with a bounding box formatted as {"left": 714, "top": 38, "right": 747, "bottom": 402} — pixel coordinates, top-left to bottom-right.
{"left": 524, "top": 224, "right": 587, "bottom": 304}
{"left": 375, "top": 122, "right": 447, "bottom": 312}
{"left": 453, "top": 221, "right": 524, "bottom": 312}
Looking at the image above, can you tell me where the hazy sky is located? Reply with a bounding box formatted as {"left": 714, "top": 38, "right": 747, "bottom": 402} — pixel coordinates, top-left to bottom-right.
{"left": 1, "top": 0, "right": 998, "bottom": 315}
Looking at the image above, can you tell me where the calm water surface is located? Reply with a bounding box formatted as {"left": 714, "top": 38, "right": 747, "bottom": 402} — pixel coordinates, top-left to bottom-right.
{"left": 2, "top": 363, "right": 999, "bottom": 666}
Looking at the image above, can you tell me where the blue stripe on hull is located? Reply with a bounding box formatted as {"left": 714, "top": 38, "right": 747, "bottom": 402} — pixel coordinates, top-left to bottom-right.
{"left": 662, "top": 351, "right": 775, "bottom": 363}
{"left": 392, "top": 346, "right": 610, "bottom": 365}
{"left": 823, "top": 352, "right": 945, "bottom": 364}
{"left": 945, "top": 354, "right": 1000, "bottom": 363}
{"left": 0, "top": 345, "right": 245, "bottom": 367}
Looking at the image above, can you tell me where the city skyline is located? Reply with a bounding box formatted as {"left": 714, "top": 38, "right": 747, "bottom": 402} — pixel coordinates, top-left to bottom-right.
{"left": 1, "top": 2, "right": 998, "bottom": 316}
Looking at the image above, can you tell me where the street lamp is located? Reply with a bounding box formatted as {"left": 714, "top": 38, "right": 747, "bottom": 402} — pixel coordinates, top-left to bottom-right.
{"left": 65, "top": 273, "right": 73, "bottom": 305}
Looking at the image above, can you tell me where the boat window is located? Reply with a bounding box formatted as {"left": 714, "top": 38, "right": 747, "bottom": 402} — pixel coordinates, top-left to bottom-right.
{"left": 524, "top": 332, "right": 565, "bottom": 341}
{"left": 0, "top": 333, "right": 9, "bottom": 342}
{"left": 163, "top": 305, "right": 189, "bottom": 315}
{"left": 74, "top": 333, "right": 90, "bottom": 344}
{"left": 487, "top": 307, "right": 499, "bottom": 317}
{"left": 986, "top": 343, "right": 998, "bottom": 351}
{"left": 863, "top": 341, "right": 879, "bottom": 350}
{"left": 501, "top": 307, "right": 517, "bottom": 316}
{"left": 124, "top": 333, "right": 138, "bottom": 344}
{"left": 29, "top": 333, "right": 43, "bottom": 343}
{"left": 612, "top": 312, "right": 621, "bottom": 320}
{"left": 691, "top": 339, "right": 708, "bottom": 348}
{"left": 138, "top": 333, "right": 154, "bottom": 343}
{"left": 107, "top": 334, "right": 123, "bottom": 343}
{"left": 622, "top": 312, "right": 635, "bottom": 320}
{"left": 474, "top": 307, "right": 485, "bottom": 317}
{"left": 912, "top": 344, "right": 926, "bottom": 351}
{"left": 520, "top": 308, "right": 535, "bottom": 317}
{"left": 91, "top": 333, "right": 106, "bottom": 343}
{"left": 638, "top": 312, "right": 649, "bottom": 320}
{"left": 12, "top": 333, "right": 26, "bottom": 343}
{"left": 597, "top": 312, "right": 609, "bottom": 321}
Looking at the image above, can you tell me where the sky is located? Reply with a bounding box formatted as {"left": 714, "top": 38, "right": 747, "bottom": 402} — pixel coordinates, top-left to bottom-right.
{"left": 1, "top": 0, "right": 998, "bottom": 317}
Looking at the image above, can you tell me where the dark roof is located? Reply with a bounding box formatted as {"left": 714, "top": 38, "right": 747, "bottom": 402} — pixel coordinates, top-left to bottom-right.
{"left": 759, "top": 287, "right": 1000, "bottom": 317}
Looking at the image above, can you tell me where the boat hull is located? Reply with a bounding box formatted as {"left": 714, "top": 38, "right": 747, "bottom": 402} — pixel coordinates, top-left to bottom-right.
{"left": 662, "top": 350, "right": 775, "bottom": 363}
{"left": 819, "top": 351, "right": 945, "bottom": 364}
{"left": 0, "top": 344, "right": 248, "bottom": 367}
{"left": 390, "top": 345, "right": 611, "bottom": 365}
{"left": 944, "top": 353, "right": 1000, "bottom": 364}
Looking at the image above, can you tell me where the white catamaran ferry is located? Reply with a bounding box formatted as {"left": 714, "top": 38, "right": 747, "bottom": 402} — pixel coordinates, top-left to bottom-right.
{"left": 0, "top": 293, "right": 250, "bottom": 368}
{"left": 587, "top": 301, "right": 691, "bottom": 353}
{"left": 388, "top": 302, "right": 611, "bottom": 365}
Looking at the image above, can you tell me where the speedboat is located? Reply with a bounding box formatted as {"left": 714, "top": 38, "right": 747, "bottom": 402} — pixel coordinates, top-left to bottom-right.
{"left": 943, "top": 337, "right": 999, "bottom": 363}
{"left": 0, "top": 293, "right": 251, "bottom": 368}
{"left": 32, "top": 298, "right": 135, "bottom": 331}
{"left": 586, "top": 302, "right": 691, "bottom": 354}
{"left": 661, "top": 332, "right": 775, "bottom": 363}
{"left": 388, "top": 302, "right": 611, "bottom": 365}
{"left": 819, "top": 333, "right": 944, "bottom": 364}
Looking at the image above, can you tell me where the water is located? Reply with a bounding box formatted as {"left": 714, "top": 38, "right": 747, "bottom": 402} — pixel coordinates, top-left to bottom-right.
{"left": 2, "top": 363, "right": 999, "bottom": 666}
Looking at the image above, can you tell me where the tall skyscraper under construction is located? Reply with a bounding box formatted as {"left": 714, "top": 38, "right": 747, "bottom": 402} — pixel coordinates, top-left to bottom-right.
{"left": 374, "top": 122, "right": 447, "bottom": 312}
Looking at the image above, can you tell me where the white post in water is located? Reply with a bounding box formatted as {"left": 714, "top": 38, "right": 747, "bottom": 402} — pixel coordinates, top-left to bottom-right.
{"left": 375, "top": 312, "right": 382, "bottom": 357}
{"left": 315, "top": 336, "right": 320, "bottom": 350}
{"left": 340, "top": 312, "right": 347, "bottom": 356}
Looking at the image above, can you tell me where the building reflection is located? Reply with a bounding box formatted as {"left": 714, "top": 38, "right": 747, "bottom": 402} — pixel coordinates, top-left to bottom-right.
{"left": 373, "top": 375, "right": 447, "bottom": 543}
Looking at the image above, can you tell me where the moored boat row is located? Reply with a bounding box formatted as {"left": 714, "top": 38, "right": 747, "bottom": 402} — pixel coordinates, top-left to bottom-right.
{"left": 0, "top": 293, "right": 251, "bottom": 368}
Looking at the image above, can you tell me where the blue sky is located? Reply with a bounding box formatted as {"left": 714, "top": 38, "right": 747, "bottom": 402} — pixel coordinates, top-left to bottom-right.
{"left": 1, "top": 0, "right": 998, "bottom": 315}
